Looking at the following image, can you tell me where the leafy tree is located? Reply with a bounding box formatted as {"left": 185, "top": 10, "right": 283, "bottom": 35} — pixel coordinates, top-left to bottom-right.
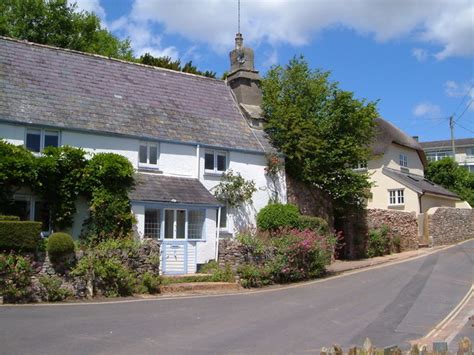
{"left": 425, "top": 158, "right": 474, "bottom": 206}
{"left": 138, "top": 53, "right": 217, "bottom": 78}
{"left": 262, "top": 56, "right": 378, "bottom": 207}
{"left": 0, "top": 0, "right": 133, "bottom": 60}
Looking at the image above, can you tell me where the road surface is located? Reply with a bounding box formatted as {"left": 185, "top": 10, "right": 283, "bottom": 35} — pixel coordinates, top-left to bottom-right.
{"left": 1, "top": 240, "right": 472, "bottom": 354}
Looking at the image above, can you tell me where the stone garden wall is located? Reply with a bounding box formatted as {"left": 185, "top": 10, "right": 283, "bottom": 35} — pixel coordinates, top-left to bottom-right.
{"left": 218, "top": 239, "right": 270, "bottom": 272}
{"left": 427, "top": 207, "right": 474, "bottom": 246}
{"left": 366, "top": 209, "right": 419, "bottom": 251}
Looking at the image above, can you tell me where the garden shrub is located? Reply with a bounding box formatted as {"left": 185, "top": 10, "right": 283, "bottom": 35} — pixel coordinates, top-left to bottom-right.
{"left": 0, "top": 215, "right": 20, "bottom": 221}
{"left": 196, "top": 261, "right": 235, "bottom": 283}
{"left": 0, "top": 253, "right": 34, "bottom": 303}
{"left": 71, "top": 237, "right": 140, "bottom": 297}
{"left": 256, "top": 203, "right": 300, "bottom": 232}
{"left": 47, "top": 232, "right": 75, "bottom": 262}
{"left": 296, "top": 215, "right": 329, "bottom": 235}
{"left": 136, "top": 272, "right": 161, "bottom": 294}
{"left": 366, "top": 225, "right": 390, "bottom": 258}
{"left": 0, "top": 221, "right": 41, "bottom": 252}
{"left": 237, "top": 264, "right": 271, "bottom": 288}
{"left": 237, "top": 233, "right": 266, "bottom": 255}
{"left": 39, "top": 275, "right": 73, "bottom": 302}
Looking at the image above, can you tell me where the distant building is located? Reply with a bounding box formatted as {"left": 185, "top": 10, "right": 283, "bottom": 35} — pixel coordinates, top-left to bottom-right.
{"left": 420, "top": 138, "right": 474, "bottom": 173}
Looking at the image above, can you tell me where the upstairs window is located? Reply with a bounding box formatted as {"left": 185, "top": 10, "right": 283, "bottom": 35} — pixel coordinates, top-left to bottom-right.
{"left": 399, "top": 154, "right": 408, "bottom": 168}
{"left": 354, "top": 161, "right": 368, "bottom": 171}
{"left": 26, "top": 128, "right": 59, "bottom": 152}
{"left": 205, "top": 150, "right": 227, "bottom": 173}
{"left": 139, "top": 142, "right": 159, "bottom": 168}
{"left": 389, "top": 189, "right": 404, "bottom": 206}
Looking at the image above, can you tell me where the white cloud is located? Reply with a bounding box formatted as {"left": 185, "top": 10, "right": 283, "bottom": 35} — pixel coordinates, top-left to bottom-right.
{"left": 124, "top": 0, "right": 473, "bottom": 60}
{"left": 444, "top": 80, "right": 474, "bottom": 112}
{"left": 413, "top": 102, "right": 442, "bottom": 117}
{"left": 412, "top": 48, "right": 428, "bottom": 62}
{"left": 109, "top": 16, "right": 179, "bottom": 59}
{"left": 72, "top": 0, "right": 106, "bottom": 20}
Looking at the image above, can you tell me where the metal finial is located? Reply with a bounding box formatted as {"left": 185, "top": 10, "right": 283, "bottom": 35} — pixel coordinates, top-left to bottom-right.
{"left": 238, "top": 0, "right": 241, "bottom": 34}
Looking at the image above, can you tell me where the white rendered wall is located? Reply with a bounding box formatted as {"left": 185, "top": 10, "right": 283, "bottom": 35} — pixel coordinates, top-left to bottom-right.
{"left": 196, "top": 208, "right": 218, "bottom": 264}
{"left": 159, "top": 142, "right": 196, "bottom": 177}
{"left": 62, "top": 131, "right": 139, "bottom": 167}
{"left": 0, "top": 122, "right": 27, "bottom": 146}
{"left": 383, "top": 144, "right": 424, "bottom": 175}
{"left": 131, "top": 204, "right": 145, "bottom": 239}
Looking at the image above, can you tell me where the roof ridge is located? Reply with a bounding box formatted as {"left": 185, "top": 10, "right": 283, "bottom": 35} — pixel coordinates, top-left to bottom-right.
{"left": 0, "top": 35, "right": 224, "bottom": 83}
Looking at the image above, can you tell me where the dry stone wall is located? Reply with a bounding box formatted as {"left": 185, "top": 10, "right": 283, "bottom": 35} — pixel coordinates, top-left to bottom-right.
{"left": 427, "top": 208, "right": 474, "bottom": 246}
{"left": 366, "top": 209, "right": 419, "bottom": 251}
{"left": 218, "top": 239, "right": 271, "bottom": 272}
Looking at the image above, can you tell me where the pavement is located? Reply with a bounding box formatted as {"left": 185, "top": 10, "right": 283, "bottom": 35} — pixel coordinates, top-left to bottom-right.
{"left": 1, "top": 239, "right": 472, "bottom": 354}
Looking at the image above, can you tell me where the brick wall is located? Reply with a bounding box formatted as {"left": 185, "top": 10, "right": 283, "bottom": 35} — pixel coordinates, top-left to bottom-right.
{"left": 427, "top": 208, "right": 474, "bottom": 246}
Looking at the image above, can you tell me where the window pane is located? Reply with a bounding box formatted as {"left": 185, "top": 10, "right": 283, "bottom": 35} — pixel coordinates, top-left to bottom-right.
{"left": 205, "top": 152, "right": 214, "bottom": 170}
{"left": 176, "top": 210, "right": 186, "bottom": 239}
{"left": 26, "top": 129, "right": 41, "bottom": 152}
{"left": 164, "top": 210, "right": 174, "bottom": 239}
{"left": 217, "top": 153, "right": 226, "bottom": 171}
{"left": 139, "top": 145, "right": 148, "bottom": 164}
{"left": 189, "top": 210, "right": 205, "bottom": 239}
{"left": 44, "top": 131, "right": 59, "bottom": 148}
{"left": 149, "top": 145, "right": 158, "bottom": 165}
{"left": 219, "top": 205, "right": 227, "bottom": 229}
{"left": 11, "top": 200, "right": 30, "bottom": 221}
{"left": 144, "top": 208, "right": 161, "bottom": 238}
{"left": 34, "top": 201, "right": 50, "bottom": 232}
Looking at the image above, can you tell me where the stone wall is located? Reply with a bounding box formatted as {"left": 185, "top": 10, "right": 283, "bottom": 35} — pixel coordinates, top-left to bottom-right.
{"left": 218, "top": 239, "right": 270, "bottom": 272}
{"left": 286, "top": 174, "right": 334, "bottom": 227}
{"left": 427, "top": 208, "right": 474, "bottom": 246}
{"left": 366, "top": 209, "right": 419, "bottom": 251}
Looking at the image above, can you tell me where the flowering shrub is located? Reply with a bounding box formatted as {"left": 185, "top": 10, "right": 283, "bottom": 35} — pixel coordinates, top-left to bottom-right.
{"left": 0, "top": 253, "right": 34, "bottom": 303}
{"left": 237, "top": 228, "right": 336, "bottom": 286}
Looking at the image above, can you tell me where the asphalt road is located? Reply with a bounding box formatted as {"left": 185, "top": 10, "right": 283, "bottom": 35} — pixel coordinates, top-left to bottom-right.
{"left": 1, "top": 240, "right": 473, "bottom": 355}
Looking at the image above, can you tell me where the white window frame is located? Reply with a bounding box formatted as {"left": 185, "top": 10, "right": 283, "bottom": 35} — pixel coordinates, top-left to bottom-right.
{"left": 219, "top": 204, "right": 228, "bottom": 230}
{"left": 139, "top": 142, "right": 160, "bottom": 168}
{"left": 388, "top": 189, "right": 405, "bottom": 206}
{"left": 25, "top": 128, "right": 60, "bottom": 153}
{"left": 204, "top": 150, "right": 227, "bottom": 174}
{"left": 399, "top": 154, "right": 408, "bottom": 168}
{"left": 354, "top": 161, "right": 368, "bottom": 171}
{"left": 12, "top": 194, "right": 51, "bottom": 235}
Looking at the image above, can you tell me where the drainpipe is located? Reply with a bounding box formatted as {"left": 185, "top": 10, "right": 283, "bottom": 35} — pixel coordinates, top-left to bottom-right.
{"left": 215, "top": 207, "right": 221, "bottom": 261}
{"left": 418, "top": 192, "right": 424, "bottom": 214}
{"left": 196, "top": 144, "right": 201, "bottom": 181}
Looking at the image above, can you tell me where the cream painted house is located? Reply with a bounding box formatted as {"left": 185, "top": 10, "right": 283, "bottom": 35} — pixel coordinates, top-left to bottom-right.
{"left": 0, "top": 35, "right": 286, "bottom": 275}
{"left": 364, "top": 118, "right": 470, "bottom": 214}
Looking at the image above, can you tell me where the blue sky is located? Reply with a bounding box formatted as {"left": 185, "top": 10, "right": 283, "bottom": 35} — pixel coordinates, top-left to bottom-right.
{"left": 76, "top": 0, "right": 473, "bottom": 142}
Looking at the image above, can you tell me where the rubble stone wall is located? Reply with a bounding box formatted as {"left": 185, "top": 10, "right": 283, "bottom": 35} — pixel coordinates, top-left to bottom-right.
{"left": 427, "top": 208, "right": 474, "bottom": 246}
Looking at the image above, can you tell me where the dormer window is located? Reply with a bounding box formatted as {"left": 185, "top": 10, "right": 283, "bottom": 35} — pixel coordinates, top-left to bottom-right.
{"left": 399, "top": 154, "right": 408, "bottom": 168}
{"left": 139, "top": 142, "right": 159, "bottom": 168}
{"left": 26, "top": 128, "right": 59, "bottom": 152}
{"left": 205, "top": 150, "right": 227, "bottom": 174}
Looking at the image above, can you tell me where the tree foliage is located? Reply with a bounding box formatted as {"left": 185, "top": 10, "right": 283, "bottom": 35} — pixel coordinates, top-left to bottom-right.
{"left": 262, "top": 57, "right": 378, "bottom": 206}
{"left": 425, "top": 158, "right": 474, "bottom": 206}
{"left": 138, "top": 53, "right": 217, "bottom": 78}
{"left": 0, "top": 0, "right": 133, "bottom": 60}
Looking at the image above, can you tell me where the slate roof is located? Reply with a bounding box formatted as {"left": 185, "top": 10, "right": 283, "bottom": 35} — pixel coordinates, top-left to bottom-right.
{"left": 0, "top": 37, "right": 268, "bottom": 153}
{"left": 372, "top": 118, "right": 428, "bottom": 166}
{"left": 420, "top": 138, "right": 474, "bottom": 149}
{"left": 382, "top": 168, "right": 459, "bottom": 199}
{"left": 130, "top": 173, "right": 220, "bottom": 206}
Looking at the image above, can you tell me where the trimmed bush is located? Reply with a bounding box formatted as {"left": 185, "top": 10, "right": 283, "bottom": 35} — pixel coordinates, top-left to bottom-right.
{"left": 296, "top": 215, "right": 329, "bottom": 235}
{"left": 138, "top": 272, "right": 161, "bottom": 294}
{"left": 237, "top": 264, "right": 271, "bottom": 288}
{"left": 0, "top": 221, "right": 41, "bottom": 252}
{"left": 0, "top": 215, "right": 20, "bottom": 221}
{"left": 47, "top": 233, "right": 75, "bottom": 261}
{"left": 256, "top": 203, "right": 300, "bottom": 232}
{"left": 0, "top": 253, "right": 34, "bottom": 303}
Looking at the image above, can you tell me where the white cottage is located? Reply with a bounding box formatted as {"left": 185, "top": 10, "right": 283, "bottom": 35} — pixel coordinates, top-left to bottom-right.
{"left": 0, "top": 34, "right": 286, "bottom": 274}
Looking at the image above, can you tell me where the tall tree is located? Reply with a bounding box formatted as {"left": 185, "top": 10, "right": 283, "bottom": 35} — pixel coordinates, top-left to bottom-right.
{"left": 425, "top": 158, "right": 474, "bottom": 206}
{"left": 0, "top": 0, "right": 133, "bottom": 60}
{"left": 262, "top": 56, "right": 378, "bottom": 207}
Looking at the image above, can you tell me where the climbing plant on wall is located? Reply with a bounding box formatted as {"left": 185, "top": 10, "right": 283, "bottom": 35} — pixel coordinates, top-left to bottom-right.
{"left": 213, "top": 170, "right": 257, "bottom": 208}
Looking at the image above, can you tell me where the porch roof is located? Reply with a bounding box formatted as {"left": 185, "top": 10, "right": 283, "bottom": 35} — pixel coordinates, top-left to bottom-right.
{"left": 130, "top": 173, "right": 220, "bottom": 206}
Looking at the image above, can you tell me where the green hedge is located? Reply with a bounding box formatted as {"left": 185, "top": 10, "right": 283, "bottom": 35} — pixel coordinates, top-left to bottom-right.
{"left": 256, "top": 203, "right": 300, "bottom": 232}
{"left": 0, "top": 215, "right": 20, "bottom": 221}
{"left": 0, "top": 221, "right": 42, "bottom": 252}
